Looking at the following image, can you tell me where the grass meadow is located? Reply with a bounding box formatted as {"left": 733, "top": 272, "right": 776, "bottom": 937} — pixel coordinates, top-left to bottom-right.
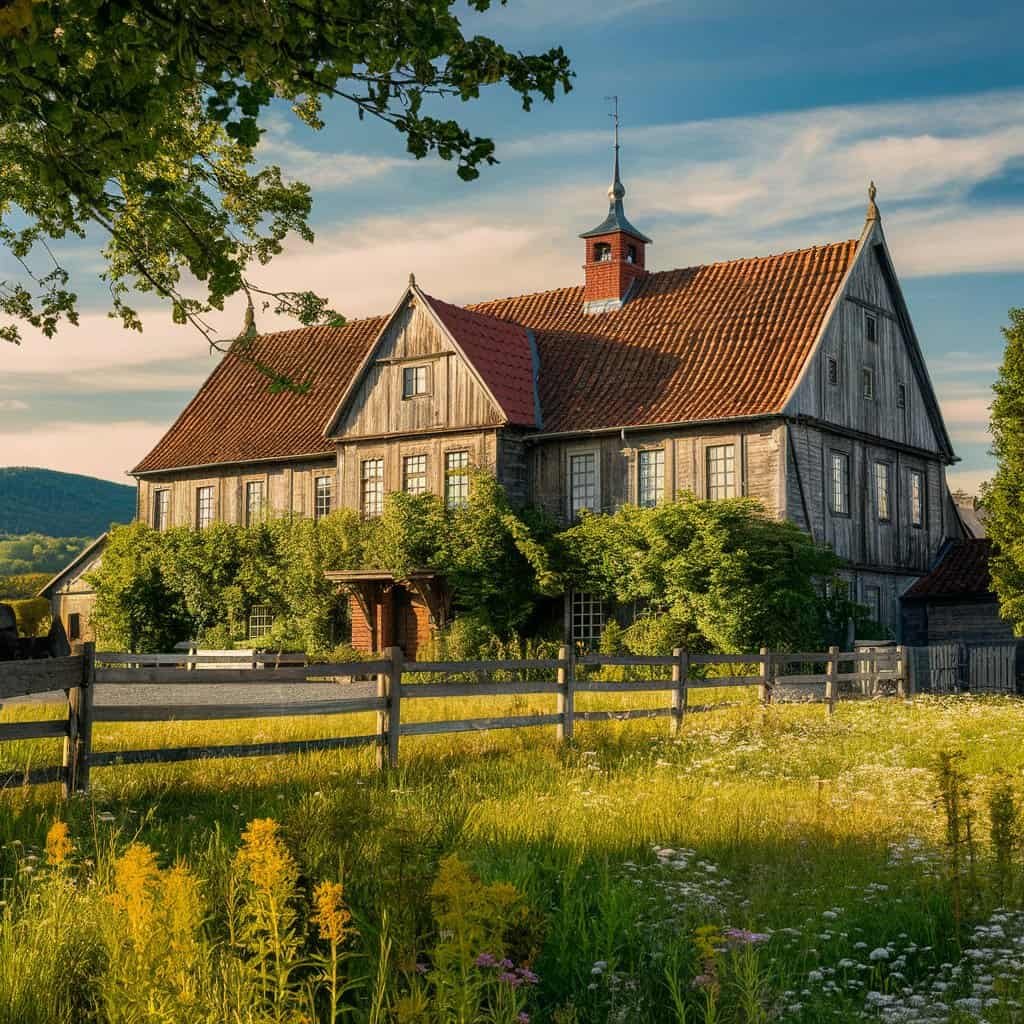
{"left": 2, "top": 688, "right": 1024, "bottom": 1023}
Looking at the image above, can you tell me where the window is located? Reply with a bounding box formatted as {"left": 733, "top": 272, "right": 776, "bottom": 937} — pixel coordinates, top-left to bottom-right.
{"left": 248, "top": 604, "right": 274, "bottom": 639}
{"left": 571, "top": 591, "right": 605, "bottom": 651}
{"left": 314, "top": 475, "right": 333, "bottom": 520}
{"left": 594, "top": 242, "right": 612, "bottom": 262}
{"left": 910, "top": 470, "right": 924, "bottom": 528}
{"left": 360, "top": 459, "right": 384, "bottom": 519}
{"left": 874, "top": 462, "right": 891, "bottom": 522}
{"left": 827, "top": 356, "right": 838, "bottom": 386}
{"left": 402, "top": 365, "right": 429, "bottom": 398}
{"left": 569, "top": 452, "right": 599, "bottom": 519}
{"left": 638, "top": 449, "right": 665, "bottom": 507}
{"left": 445, "top": 450, "right": 470, "bottom": 509}
{"left": 403, "top": 454, "right": 428, "bottom": 495}
{"left": 626, "top": 244, "right": 638, "bottom": 264}
{"left": 897, "top": 382, "right": 906, "bottom": 409}
{"left": 196, "top": 486, "right": 214, "bottom": 529}
{"left": 67, "top": 613, "right": 81, "bottom": 642}
{"left": 830, "top": 451, "right": 850, "bottom": 515}
{"left": 153, "top": 489, "right": 170, "bottom": 531}
{"left": 862, "top": 367, "right": 874, "bottom": 401}
{"left": 245, "top": 480, "right": 265, "bottom": 525}
{"left": 706, "top": 444, "right": 736, "bottom": 500}
{"left": 865, "top": 312, "right": 878, "bottom": 343}
{"left": 863, "top": 585, "right": 882, "bottom": 624}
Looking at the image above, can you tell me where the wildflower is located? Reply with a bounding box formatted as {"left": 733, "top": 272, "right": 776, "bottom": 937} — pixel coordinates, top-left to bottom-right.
{"left": 234, "top": 818, "right": 298, "bottom": 895}
{"left": 44, "top": 821, "right": 73, "bottom": 867}
{"left": 475, "top": 952, "right": 497, "bottom": 967}
{"left": 499, "top": 971, "right": 522, "bottom": 986}
{"left": 110, "top": 842, "right": 161, "bottom": 949}
{"left": 516, "top": 966, "right": 540, "bottom": 985}
{"left": 869, "top": 947, "right": 890, "bottom": 961}
{"left": 517, "top": 1014, "right": 530, "bottom": 1024}
{"left": 723, "top": 927, "right": 770, "bottom": 945}
{"left": 313, "top": 881, "right": 353, "bottom": 944}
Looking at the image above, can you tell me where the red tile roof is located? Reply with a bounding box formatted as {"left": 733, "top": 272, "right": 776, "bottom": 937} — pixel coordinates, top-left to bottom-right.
{"left": 133, "top": 240, "right": 859, "bottom": 474}
{"left": 903, "top": 539, "right": 995, "bottom": 601}
{"left": 424, "top": 292, "right": 538, "bottom": 428}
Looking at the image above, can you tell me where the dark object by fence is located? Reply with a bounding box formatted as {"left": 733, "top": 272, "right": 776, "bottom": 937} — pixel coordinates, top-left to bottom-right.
{"left": 0, "top": 604, "right": 71, "bottom": 661}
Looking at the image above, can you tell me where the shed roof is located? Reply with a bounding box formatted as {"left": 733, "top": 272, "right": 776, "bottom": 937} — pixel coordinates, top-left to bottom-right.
{"left": 903, "top": 539, "right": 996, "bottom": 601}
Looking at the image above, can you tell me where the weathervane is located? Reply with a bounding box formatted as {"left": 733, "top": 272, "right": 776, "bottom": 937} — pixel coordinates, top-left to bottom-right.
{"left": 604, "top": 95, "right": 625, "bottom": 201}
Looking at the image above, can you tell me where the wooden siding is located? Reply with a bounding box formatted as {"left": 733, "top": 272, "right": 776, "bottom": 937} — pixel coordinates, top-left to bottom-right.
{"left": 137, "top": 460, "right": 336, "bottom": 529}
{"left": 786, "top": 223, "right": 944, "bottom": 454}
{"left": 336, "top": 298, "right": 504, "bottom": 438}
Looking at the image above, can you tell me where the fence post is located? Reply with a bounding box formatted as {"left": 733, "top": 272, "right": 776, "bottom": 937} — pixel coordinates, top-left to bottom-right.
{"left": 670, "top": 647, "right": 689, "bottom": 735}
{"left": 376, "top": 646, "right": 403, "bottom": 770}
{"left": 896, "top": 644, "right": 910, "bottom": 699}
{"left": 825, "top": 644, "right": 838, "bottom": 716}
{"left": 61, "top": 649, "right": 81, "bottom": 799}
{"left": 556, "top": 644, "right": 574, "bottom": 742}
{"left": 63, "top": 642, "right": 95, "bottom": 795}
{"left": 758, "top": 647, "right": 771, "bottom": 705}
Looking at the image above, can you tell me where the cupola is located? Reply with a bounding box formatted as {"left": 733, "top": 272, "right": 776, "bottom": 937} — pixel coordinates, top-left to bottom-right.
{"left": 580, "top": 110, "right": 651, "bottom": 314}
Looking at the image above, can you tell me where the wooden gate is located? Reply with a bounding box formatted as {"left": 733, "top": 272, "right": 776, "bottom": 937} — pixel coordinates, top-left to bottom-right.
{"left": 912, "top": 641, "right": 1021, "bottom": 695}
{"left": 967, "top": 643, "right": 1018, "bottom": 694}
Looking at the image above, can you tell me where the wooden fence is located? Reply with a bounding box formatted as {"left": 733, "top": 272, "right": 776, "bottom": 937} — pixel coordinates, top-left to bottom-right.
{"left": 0, "top": 643, "right": 908, "bottom": 796}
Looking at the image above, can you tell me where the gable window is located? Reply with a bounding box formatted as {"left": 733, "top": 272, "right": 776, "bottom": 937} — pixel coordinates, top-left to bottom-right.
{"left": 706, "top": 443, "right": 736, "bottom": 500}
{"left": 245, "top": 480, "right": 265, "bottom": 525}
{"left": 827, "top": 356, "right": 839, "bottom": 386}
{"left": 594, "top": 242, "right": 612, "bottom": 263}
{"left": 314, "top": 475, "right": 333, "bottom": 520}
{"left": 862, "top": 367, "right": 875, "bottom": 401}
{"left": 153, "top": 489, "right": 170, "bottom": 531}
{"left": 864, "top": 584, "right": 882, "bottom": 624}
{"left": 248, "top": 604, "right": 274, "bottom": 640}
{"left": 360, "top": 459, "right": 384, "bottom": 519}
{"left": 910, "top": 470, "right": 924, "bottom": 528}
{"left": 445, "top": 450, "right": 470, "bottom": 509}
{"left": 403, "top": 454, "right": 428, "bottom": 495}
{"left": 874, "top": 462, "right": 891, "bottom": 522}
{"left": 402, "top": 365, "right": 429, "bottom": 399}
{"left": 626, "top": 244, "right": 638, "bottom": 265}
{"left": 196, "top": 486, "right": 214, "bottom": 529}
{"left": 569, "top": 452, "right": 599, "bottom": 519}
{"left": 68, "top": 613, "right": 81, "bottom": 642}
{"left": 571, "top": 590, "right": 605, "bottom": 651}
{"left": 865, "top": 312, "right": 878, "bottom": 343}
{"left": 897, "top": 382, "right": 906, "bottom": 409}
{"left": 830, "top": 451, "right": 850, "bottom": 516}
{"left": 638, "top": 449, "right": 665, "bottom": 507}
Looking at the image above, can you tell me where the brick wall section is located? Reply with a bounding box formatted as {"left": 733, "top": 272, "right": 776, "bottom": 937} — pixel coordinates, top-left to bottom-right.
{"left": 583, "top": 231, "right": 647, "bottom": 306}
{"left": 349, "top": 595, "right": 374, "bottom": 652}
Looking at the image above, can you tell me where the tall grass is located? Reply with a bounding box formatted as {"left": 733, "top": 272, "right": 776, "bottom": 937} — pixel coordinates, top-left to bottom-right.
{"left": 1, "top": 695, "right": 1024, "bottom": 1021}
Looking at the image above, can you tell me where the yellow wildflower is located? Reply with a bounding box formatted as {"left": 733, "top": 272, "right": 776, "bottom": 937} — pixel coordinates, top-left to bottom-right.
{"left": 44, "top": 821, "right": 73, "bottom": 866}
{"left": 234, "top": 818, "right": 298, "bottom": 894}
{"left": 313, "top": 880, "right": 353, "bottom": 944}
{"left": 110, "top": 842, "right": 161, "bottom": 948}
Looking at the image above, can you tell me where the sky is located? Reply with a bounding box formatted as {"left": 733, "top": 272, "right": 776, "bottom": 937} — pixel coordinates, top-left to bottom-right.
{"left": 2, "top": 0, "right": 1023, "bottom": 493}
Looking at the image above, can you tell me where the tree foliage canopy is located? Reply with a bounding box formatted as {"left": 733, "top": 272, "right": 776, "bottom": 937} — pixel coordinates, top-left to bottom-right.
{"left": 0, "top": 0, "right": 572, "bottom": 371}
{"left": 985, "top": 308, "right": 1024, "bottom": 633}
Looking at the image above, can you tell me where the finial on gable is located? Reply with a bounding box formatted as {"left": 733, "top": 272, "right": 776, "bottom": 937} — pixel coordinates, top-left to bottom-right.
{"left": 866, "top": 180, "right": 880, "bottom": 222}
{"left": 408, "top": 272, "right": 416, "bottom": 288}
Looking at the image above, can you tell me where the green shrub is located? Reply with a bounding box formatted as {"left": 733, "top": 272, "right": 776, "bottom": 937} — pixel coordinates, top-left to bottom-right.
{"left": 8, "top": 597, "right": 51, "bottom": 637}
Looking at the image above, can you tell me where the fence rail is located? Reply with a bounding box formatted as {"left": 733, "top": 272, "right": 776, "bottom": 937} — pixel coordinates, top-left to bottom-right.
{"left": 0, "top": 643, "right": 909, "bottom": 796}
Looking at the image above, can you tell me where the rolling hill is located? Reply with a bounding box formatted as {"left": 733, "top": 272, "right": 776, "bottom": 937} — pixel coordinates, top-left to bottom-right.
{"left": 0, "top": 467, "right": 135, "bottom": 536}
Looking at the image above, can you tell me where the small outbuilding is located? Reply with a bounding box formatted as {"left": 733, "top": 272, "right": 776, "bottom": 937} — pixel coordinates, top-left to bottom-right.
{"left": 37, "top": 533, "right": 107, "bottom": 644}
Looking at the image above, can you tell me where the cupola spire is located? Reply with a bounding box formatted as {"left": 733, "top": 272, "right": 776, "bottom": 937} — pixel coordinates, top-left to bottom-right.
{"left": 579, "top": 97, "right": 651, "bottom": 315}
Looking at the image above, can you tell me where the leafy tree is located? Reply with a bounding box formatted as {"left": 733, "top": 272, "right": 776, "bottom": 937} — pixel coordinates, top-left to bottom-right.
{"left": 985, "top": 308, "right": 1024, "bottom": 633}
{"left": 0, "top": 533, "right": 93, "bottom": 575}
{"left": 0, "top": 0, "right": 572, "bottom": 365}
{"left": 560, "top": 496, "right": 847, "bottom": 653}
{"left": 0, "top": 571, "right": 51, "bottom": 599}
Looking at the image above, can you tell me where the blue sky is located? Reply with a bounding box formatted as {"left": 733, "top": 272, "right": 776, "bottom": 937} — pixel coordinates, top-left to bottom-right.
{"left": 1, "top": 0, "right": 1022, "bottom": 491}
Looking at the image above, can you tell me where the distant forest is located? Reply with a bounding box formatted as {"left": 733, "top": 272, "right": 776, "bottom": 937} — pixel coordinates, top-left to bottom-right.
{"left": 0, "top": 466, "right": 134, "bottom": 535}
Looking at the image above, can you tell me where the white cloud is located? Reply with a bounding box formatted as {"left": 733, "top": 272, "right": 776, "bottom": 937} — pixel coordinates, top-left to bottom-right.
{"left": 0, "top": 420, "right": 167, "bottom": 483}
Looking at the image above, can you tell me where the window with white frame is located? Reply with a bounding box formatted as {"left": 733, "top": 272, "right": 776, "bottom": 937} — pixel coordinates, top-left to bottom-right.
{"left": 403, "top": 454, "right": 428, "bottom": 495}
{"left": 865, "top": 312, "right": 878, "bottom": 343}
{"left": 830, "top": 451, "right": 850, "bottom": 515}
{"left": 245, "top": 480, "right": 265, "bottom": 525}
{"left": 874, "top": 462, "right": 891, "bottom": 522}
{"left": 571, "top": 590, "right": 605, "bottom": 650}
{"left": 360, "top": 459, "right": 384, "bottom": 518}
{"left": 445, "top": 450, "right": 470, "bottom": 509}
{"left": 248, "top": 604, "right": 274, "bottom": 639}
{"left": 863, "top": 584, "right": 882, "bottom": 624}
{"left": 638, "top": 448, "right": 664, "bottom": 507}
{"left": 402, "top": 365, "right": 429, "bottom": 399}
{"left": 706, "top": 443, "right": 736, "bottom": 500}
{"left": 569, "top": 452, "right": 599, "bottom": 519}
{"left": 153, "top": 489, "right": 170, "bottom": 531}
{"left": 314, "top": 475, "right": 333, "bottom": 520}
{"left": 910, "top": 470, "right": 924, "bottom": 528}
{"left": 862, "top": 367, "right": 875, "bottom": 400}
{"left": 196, "top": 486, "right": 214, "bottom": 529}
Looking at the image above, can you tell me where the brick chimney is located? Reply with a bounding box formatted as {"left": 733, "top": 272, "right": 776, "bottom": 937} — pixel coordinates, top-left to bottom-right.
{"left": 580, "top": 126, "right": 651, "bottom": 314}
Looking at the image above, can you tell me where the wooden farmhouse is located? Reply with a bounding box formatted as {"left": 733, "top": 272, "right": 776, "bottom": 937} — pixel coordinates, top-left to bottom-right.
{"left": 61, "top": 160, "right": 967, "bottom": 657}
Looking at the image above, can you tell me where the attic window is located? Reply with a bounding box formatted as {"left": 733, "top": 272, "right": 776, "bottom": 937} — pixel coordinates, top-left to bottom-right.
{"left": 865, "top": 312, "right": 878, "bottom": 343}
{"left": 897, "top": 382, "right": 906, "bottom": 409}
{"left": 402, "top": 365, "right": 429, "bottom": 398}
{"left": 626, "top": 244, "right": 638, "bottom": 265}
{"left": 862, "top": 367, "right": 875, "bottom": 401}
{"left": 594, "top": 242, "right": 612, "bottom": 263}
{"left": 827, "top": 356, "right": 838, "bottom": 386}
